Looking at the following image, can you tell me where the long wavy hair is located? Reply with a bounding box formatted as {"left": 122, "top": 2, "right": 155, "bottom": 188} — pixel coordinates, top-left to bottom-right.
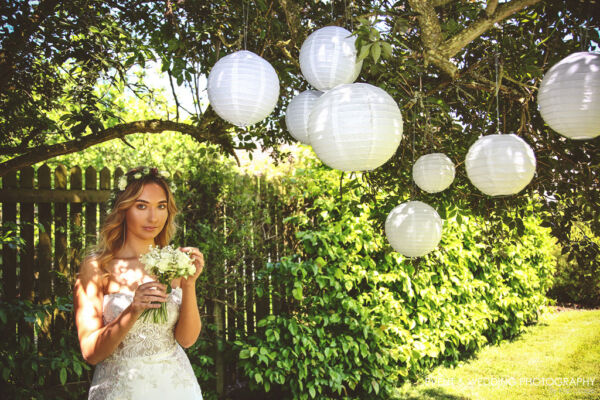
{"left": 94, "top": 167, "right": 178, "bottom": 273}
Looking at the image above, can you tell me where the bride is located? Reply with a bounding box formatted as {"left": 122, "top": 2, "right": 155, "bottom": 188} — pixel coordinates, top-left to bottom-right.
{"left": 74, "top": 167, "right": 204, "bottom": 399}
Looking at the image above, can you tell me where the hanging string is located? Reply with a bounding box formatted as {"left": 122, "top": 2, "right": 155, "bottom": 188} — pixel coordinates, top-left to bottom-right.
{"left": 348, "top": 0, "right": 354, "bottom": 31}
{"left": 243, "top": 0, "right": 249, "bottom": 50}
{"left": 331, "top": 0, "right": 334, "bottom": 22}
{"left": 580, "top": 26, "right": 589, "bottom": 52}
{"left": 494, "top": 53, "right": 501, "bottom": 135}
{"left": 411, "top": 107, "right": 416, "bottom": 198}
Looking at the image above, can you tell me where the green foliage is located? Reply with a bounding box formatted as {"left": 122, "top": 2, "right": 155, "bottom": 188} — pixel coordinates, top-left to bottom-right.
{"left": 547, "top": 222, "right": 600, "bottom": 307}
{"left": 0, "top": 295, "right": 90, "bottom": 399}
{"left": 233, "top": 157, "right": 556, "bottom": 399}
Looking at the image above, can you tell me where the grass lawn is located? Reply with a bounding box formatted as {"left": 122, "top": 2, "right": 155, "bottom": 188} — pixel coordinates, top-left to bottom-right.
{"left": 394, "top": 307, "right": 600, "bottom": 400}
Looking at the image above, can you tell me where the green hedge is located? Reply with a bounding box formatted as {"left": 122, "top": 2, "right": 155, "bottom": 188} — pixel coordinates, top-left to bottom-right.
{"left": 234, "top": 160, "right": 556, "bottom": 399}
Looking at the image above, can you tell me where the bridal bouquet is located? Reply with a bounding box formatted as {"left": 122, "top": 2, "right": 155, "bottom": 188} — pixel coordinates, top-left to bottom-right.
{"left": 139, "top": 245, "right": 196, "bottom": 324}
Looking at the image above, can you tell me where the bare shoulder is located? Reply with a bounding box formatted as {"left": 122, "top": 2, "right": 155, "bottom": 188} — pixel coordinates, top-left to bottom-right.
{"left": 79, "top": 255, "right": 102, "bottom": 279}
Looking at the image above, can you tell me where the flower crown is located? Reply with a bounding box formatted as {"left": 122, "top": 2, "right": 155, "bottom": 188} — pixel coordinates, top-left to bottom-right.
{"left": 109, "top": 167, "right": 177, "bottom": 207}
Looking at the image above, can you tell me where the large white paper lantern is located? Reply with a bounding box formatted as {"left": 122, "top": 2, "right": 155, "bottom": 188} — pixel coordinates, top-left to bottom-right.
{"left": 465, "top": 134, "right": 536, "bottom": 196}
{"left": 538, "top": 52, "right": 600, "bottom": 140}
{"left": 385, "top": 201, "right": 443, "bottom": 258}
{"left": 207, "top": 50, "right": 279, "bottom": 127}
{"left": 285, "top": 90, "right": 323, "bottom": 144}
{"left": 307, "top": 83, "right": 403, "bottom": 171}
{"left": 299, "top": 26, "right": 363, "bottom": 91}
{"left": 412, "top": 153, "right": 455, "bottom": 193}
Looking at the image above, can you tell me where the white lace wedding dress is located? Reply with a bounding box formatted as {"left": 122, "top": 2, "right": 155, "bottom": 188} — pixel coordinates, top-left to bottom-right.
{"left": 89, "top": 287, "right": 203, "bottom": 400}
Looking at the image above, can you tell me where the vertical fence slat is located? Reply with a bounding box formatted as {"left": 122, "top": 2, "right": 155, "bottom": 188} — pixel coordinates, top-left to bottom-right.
{"left": 1, "top": 170, "right": 18, "bottom": 349}
{"left": 215, "top": 202, "right": 226, "bottom": 396}
{"left": 85, "top": 167, "right": 97, "bottom": 250}
{"left": 54, "top": 165, "right": 68, "bottom": 297}
{"left": 68, "top": 167, "right": 82, "bottom": 339}
{"left": 236, "top": 255, "right": 244, "bottom": 337}
{"left": 20, "top": 167, "right": 35, "bottom": 302}
{"left": 245, "top": 245, "right": 255, "bottom": 335}
{"left": 37, "top": 165, "right": 52, "bottom": 304}
{"left": 255, "top": 175, "right": 269, "bottom": 329}
{"left": 36, "top": 165, "right": 52, "bottom": 354}
{"left": 19, "top": 167, "right": 35, "bottom": 342}
{"left": 69, "top": 167, "right": 82, "bottom": 286}
{"left": 2, "top": 170, "right": 18, "bottom": 300}
{"left": 226, "top": 273, "right": 236, "bottom": 342}
{"left": 52, "top": 164, "right": 69, "bottom": 348}
{"left": 99, "top": 167, "right": 111, "bottom": 226}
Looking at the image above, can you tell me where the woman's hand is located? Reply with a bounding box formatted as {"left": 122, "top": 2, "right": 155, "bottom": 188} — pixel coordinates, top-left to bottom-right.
{"left": 130, "top": 281, "right": 168, "bottom": 314}
{"left": 178, "top": 247, "right": 204, "bottom": 288}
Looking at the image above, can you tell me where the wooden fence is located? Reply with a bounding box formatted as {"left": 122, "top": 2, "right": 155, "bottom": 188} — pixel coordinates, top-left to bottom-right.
{"left": 0, "top": 164, "right": 295, "bottom": 397}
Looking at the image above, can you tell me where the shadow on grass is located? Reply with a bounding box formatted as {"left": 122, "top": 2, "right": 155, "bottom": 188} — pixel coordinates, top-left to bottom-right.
{"left": 397, "top": 386, "right": 473, "bottom": 400}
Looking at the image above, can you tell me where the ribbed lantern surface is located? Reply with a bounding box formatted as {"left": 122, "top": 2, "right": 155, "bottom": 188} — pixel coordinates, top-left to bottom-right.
{"left": 307, "top": 83, "right": 403, "bottom": 171}
{"left": 207, "top": 50, "right": 279, "bottom": 127}
{"left": 299, "top": 26, "right": 362, "bottom": 91}
{"left": 465, "top": 134, "right": 536, "bottom": 196}
{"left": 285, "top": 90, "right": 323, "bottom": 144}
{"left": 538, "top": 52, "right": 600, "bottom": 140}
{"left": 412, "top": 153, "right": 455, "bottom": 193}
{"left": 385, "top": 201, "right": 443, "bottom": 258}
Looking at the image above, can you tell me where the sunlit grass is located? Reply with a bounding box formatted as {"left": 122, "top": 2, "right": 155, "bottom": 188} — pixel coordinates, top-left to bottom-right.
{"left": 394, "top": 308, "right": 600, "bottom": 400}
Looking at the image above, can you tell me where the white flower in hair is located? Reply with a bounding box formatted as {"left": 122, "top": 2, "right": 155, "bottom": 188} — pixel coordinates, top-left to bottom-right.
{"left": 160, "top": 170, "right": 171, "bottom": 178}
{"left": 134, "top": 172, "right": 142, "bottom": 179}
{"left": 118, "top": 176, "right": 127, "bottom": 191}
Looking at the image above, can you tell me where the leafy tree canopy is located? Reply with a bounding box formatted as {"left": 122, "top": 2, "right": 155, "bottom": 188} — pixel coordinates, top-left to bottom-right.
{"left": 1, "top": 0, "right": 599, "bottom": 259}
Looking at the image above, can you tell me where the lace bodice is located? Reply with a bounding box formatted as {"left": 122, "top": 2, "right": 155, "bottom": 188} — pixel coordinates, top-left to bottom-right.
{"left": 102, "top": 288, "right": 182, "bottom": 360}
{"left": 89, "top": 286, "right": 203, "bottom": 399}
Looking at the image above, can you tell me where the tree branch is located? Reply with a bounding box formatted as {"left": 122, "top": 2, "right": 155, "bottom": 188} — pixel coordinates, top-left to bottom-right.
{"left": 0, "top": 119, "right": 237, "bottom": 177}
{"left": 486, "top": 0, "right": 499, "bottom": 17}
{"left": 444, "top": 0, "right": 541, "bottom": 58}
{"left": 276, "top": 0, "right": 301, "bottom": 44}
{"left": 407, "top": 0, "right": 541, "bottom": 79}
{"left": 431, "top": 0, "right": 457, "bottom": 7}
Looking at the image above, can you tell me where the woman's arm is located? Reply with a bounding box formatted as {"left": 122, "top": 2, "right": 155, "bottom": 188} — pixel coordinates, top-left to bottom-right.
{"left": 174, "top": 247, "right": 204, "bottom": 348}
{"left": 74, "top": 257, "right": 167, "bottom": 365}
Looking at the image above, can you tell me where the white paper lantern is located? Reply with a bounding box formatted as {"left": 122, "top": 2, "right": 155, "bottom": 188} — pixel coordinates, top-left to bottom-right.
{"left": 299, "top": 26, "right": 363, "bottom": 91}
{"left": 538, "top": 52, "right": 600, "bottom": 140}
{"left": 465, "top": 134, "right": 536, "bottom": 196}
{"left": 207, "top": 50, "right": 279, "bottom": 127}
{"left": 412, "top": 153, "right": 455, "bottom": 193}
{"left": 285, "top": 90, "right": 323, "bottom": 144}
{"left": 307, "top": 83, "right": 403, "bottom": 171}
{"left": 385, "top": 201, "right": 443, "bottom": 258}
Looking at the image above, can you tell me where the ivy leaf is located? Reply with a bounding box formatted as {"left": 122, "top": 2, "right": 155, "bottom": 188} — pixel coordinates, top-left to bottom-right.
{"left": 59, "top": 368, "right": 67, "bottom": 385}
{"left": 371, "top": 42, "right": 381, "bottom": 63}
{"left": 381, "top": 42, "right": 393, "bottom": 59}
{"left": 357, "top": 43, "right": 372, "bottom": 62}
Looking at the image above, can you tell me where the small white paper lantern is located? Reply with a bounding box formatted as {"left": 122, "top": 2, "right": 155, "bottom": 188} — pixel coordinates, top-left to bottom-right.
{"left": 385, "top": 201, "right": 443, "bottom": 258}
{"left": 207, "top": 50, "right": 279, "bottom": 127}
{"left": 285, "top": 90, "right": 323, "bottom": 144}
{"left": 465, "top": 134, "right": 536, "bottom": 196}
{"left": 307, "top": 83, "right": 403, "bottom": 171}
{"left": 412, "top": 153, "right": 455, "bottom": 193}
{"left": 299, "top": 26, "right": 363, "bottom": 91}
{"left": 538, "top": 52, "right": 600, "bottom": 140}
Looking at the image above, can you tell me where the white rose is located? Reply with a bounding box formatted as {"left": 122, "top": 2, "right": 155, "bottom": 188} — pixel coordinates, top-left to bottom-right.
{"left": 118, "top": 176, "right": 127, "bottom": 191}
{"left": 156, "top": 259, "right": 171, "bottom": 273}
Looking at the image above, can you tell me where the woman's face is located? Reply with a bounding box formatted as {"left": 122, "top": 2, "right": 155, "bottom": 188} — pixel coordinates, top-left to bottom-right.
{"left": 124, "top": 182, "right": 169, "bottom": 243}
